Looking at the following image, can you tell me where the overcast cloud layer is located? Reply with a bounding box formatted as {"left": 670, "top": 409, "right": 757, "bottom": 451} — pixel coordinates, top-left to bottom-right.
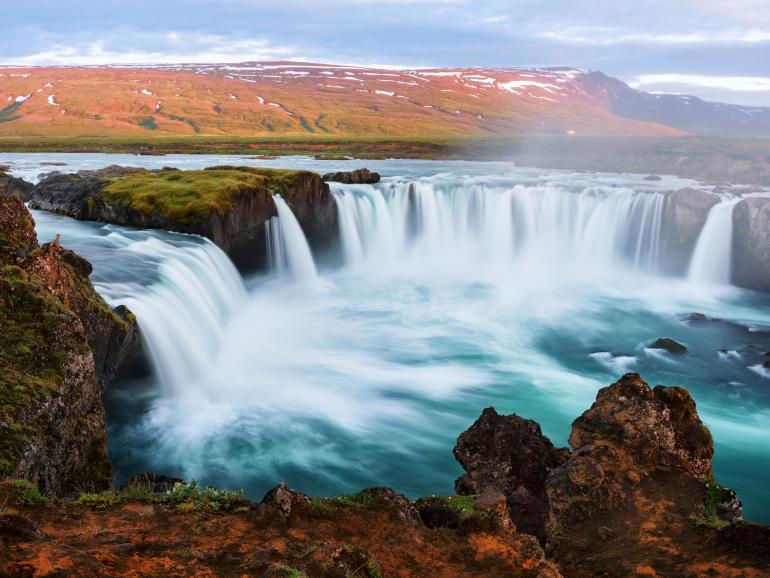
{"left": 3, "top": 0, "right": 769, "bottom": 105}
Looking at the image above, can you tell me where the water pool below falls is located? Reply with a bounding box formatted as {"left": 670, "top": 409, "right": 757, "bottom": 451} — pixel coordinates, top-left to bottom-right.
{"left": 20, "top": 156, "right": 769, "bottom": 523}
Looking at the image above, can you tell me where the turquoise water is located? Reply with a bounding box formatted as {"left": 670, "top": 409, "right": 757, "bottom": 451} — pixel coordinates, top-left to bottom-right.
{"left": 15, "top": 153, "right": 769, "bottom": 523}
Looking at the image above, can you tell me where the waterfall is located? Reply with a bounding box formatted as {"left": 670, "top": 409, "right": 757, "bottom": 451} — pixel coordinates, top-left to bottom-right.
{"left": 267, "top": 195, "right": 318, "bottom": 282}
{"left": 109, "top": 237, "right": 247, "bottom": 394}
{"left": 688, "top": 197, "right": 741, "bottom": 285}
{"left": 331, "top": 180, "right": 667, "bottom": 275}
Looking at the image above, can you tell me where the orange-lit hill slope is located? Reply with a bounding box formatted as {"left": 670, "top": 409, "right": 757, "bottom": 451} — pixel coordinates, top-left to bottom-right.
{"left": 0, "top": 62, "right": 684, "bottom": 138}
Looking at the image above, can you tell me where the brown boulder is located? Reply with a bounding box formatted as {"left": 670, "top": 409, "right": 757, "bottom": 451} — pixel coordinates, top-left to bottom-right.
{"left": 0, "top": 171, "right": 34, "bottom": 202}
{"left": 322, "top": 168, "right": 381, "bottom": 185}
{"left": 454, "top": 407, "right": 568, "bottom": 540}
{"left": 545, "top": 373, "right": 746, "bottom": 576}
{"left": 261, "top": 483, "right": 311, "bottom": 518}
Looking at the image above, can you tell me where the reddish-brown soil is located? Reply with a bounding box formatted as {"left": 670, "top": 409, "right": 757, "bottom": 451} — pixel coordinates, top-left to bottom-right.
{"left": 0, "top": 486, "right": 559, "bottom": 577}
{"left": 0, "top": 62, "right": 682, "bottom": 138}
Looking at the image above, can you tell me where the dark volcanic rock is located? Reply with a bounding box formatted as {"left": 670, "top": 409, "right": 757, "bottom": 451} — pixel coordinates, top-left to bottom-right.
{"left": 415, "top": 497, "right": 463, "bottom": 529}
{"left": 650, "top": 337, "right": 688, "bottom": 354}
{"left": 0, "top": 171, "right": 34, "bottom": 202}
{"left": 453, "top": 407, "right": 568, "bottom": 540}
{"left": 361, "top": 487, "right": 421, "bottom": 525}
{"left": 660, "top": 187, "right": 718, "bottom": 275}
{"left": 279, "top": 170, "right": 339, "bottom": 258}
{"left": 733, "top": 195, "right": 770, "bottom": 292}
{"left": 323, "top": 168, "right": 381, "bottom": 184}
{"left": 120, "top": 472, "right": 184, "bottom": 494}
{"left": 545, "top": 373, "right": 718, "bottom": 572}
{"left": 261, "top": 483, "right": 311, "bottom": 518}
{"left": 0, "top": 195, "right": 138, "bottom": 495}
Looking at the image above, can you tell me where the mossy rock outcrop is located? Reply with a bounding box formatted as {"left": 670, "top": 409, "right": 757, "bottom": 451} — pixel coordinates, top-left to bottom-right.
{"left": 29, "top": 165, "right": 339, "bottom": 271}
{"left": 0, "top": 194, "right": 138, "bottom": 494}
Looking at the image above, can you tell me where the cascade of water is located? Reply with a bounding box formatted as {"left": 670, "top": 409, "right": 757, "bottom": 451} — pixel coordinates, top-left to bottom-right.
{"left": 111, "top": 237, "right": 248, "bottom": 394}
{"left": 332, "top": 179, "right": 668, "bottom": 275}
{"left": 267, "top": 195, "right": 318, "bottom": 282}
{"left": 688, "top": 197, "right": 741, "bottom": 285}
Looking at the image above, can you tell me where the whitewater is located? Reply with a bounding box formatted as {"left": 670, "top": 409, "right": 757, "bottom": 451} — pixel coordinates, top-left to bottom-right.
{"left": 8, "top": 153, "right": 769, "bottom": 524}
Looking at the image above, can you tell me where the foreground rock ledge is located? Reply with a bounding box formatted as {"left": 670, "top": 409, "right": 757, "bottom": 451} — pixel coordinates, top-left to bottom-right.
{"left": 455, "top": 373, "right": 770, "bottom": 577}
{"left": 0, "top": 194, "right": 139, "bottom": 495}
{"left": 2, "top": 373, "right": 768, "bottom": 577}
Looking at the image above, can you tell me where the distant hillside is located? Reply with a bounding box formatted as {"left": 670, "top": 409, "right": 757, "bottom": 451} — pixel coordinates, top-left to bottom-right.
{"left": 587, "top": 72, "right": 770, "bottom": 138}
{"left": 0, "top": 62, "right": 766, "bottom": 139}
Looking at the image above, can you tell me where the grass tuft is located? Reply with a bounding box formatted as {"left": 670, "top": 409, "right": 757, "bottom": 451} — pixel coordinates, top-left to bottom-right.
{"left": 11, "top": 480, "right": 46, "bottom": 506}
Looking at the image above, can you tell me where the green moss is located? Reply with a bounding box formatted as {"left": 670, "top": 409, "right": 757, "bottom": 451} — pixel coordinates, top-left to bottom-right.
{"left": 430, "top": 495, "right": 489, "bottom": 519}
{"left": 690, "top": 478, "right": 732, "bottom": 529}
{"left": 100, "top": 168, "right": 298, "bottom": 224}
{"left": 332, "top": 490, "right": 380, "bottom": 510}
{"left": 75, "top": 492, "right": 123, "bottom": 510}
{"left": 164, "top": 480, "right": 245, "bottom": 512}
{"left": 11, "top": 480, "right": 47, "bottom": 506}
{"left": 0, "top": 266, "right": 80, "bottom": 477}
{"left": 311, "top": 497, "right": 339, "bottom": 516}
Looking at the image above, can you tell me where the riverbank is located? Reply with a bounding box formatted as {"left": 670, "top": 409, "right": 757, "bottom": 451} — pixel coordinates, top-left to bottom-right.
{"left": 1, "top": 135, "right": 770, "bottom": 185}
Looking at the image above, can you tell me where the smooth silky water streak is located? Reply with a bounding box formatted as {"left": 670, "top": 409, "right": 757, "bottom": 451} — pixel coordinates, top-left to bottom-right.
{"left": 115, "top": 238, "right": 248, "bottom": 394}
{"left": 688, "top": 197, "right": 742, "bottom": 286}
{"left": 332, "top": 178, "right": 670, "bottom": 276}
{"left": 267, "top": 195, "right": 318, "bottom": 282}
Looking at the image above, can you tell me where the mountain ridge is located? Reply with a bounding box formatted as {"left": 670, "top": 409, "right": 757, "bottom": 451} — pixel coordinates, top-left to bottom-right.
{"left": 2, "top": 61, "right": 765, "bottom": 139}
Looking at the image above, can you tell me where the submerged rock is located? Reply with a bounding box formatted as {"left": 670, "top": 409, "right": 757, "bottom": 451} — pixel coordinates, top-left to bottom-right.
{"left": 650, "top": 337, "right": 688, "bottom": 354}
{"left": 322, "top": 168, "right": 381, "bottom": 184}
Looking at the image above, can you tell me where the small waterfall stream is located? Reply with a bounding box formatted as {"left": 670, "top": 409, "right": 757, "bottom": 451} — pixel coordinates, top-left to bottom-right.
{"left": 267, "top": 195, "right": 319, "bottom": 282}
{"left": 112, "top": 237, "right": 248, "bottom": 394}
{"left": 688, "top": 197, "right": 741, "bottom": 286}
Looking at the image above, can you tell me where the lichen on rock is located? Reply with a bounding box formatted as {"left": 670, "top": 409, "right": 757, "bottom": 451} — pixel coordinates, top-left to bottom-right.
{"left": 0, "top": 194, "right": 138, "bottom": 494}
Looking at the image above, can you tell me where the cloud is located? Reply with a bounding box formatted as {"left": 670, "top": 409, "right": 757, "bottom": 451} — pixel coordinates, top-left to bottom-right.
{"left": 536, "top": 26, "right": 770, "bottom": 46}
{"left": 631, "top": 74, "right": 770, "bottom": 93}
{"left": 3, "top": 34, "right": 305, "bottom": 66}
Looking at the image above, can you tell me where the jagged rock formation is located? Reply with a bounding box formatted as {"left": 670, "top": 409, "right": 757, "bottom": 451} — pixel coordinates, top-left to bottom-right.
{"left": 0, "top": 194, "right": 138, "bottom": 494}
{"left": 453, "top": 407, "right": 568, "bottom": 540}
{"left": 28, "top": 166, "right": 339, "bottom": 271}
{"left": 733, "top": 195, "right": 770, "bottom": 292}
{"left": 454, "top": 374, "right": 770, "bottom": 577}
{"left": 0, "top": 170, "right": 34, "bottom": 202}
{"left": 322, "top": 168, "right": 381, "bottom": 185}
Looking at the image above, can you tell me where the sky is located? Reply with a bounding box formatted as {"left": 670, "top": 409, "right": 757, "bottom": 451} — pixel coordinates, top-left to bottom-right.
{"left": 3, "top": 0, "right": 770, "bottom": 106}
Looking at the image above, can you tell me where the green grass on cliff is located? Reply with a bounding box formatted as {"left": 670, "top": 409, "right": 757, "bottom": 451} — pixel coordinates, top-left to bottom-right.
{"left": 101, "top": 167, "right": 300, "bottom": 224}
{"left": 0, "top": 265, "right": 84, "bottom": 477}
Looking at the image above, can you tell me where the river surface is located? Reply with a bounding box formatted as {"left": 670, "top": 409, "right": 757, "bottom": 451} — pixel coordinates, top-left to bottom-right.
{"left": 4, "top": 153, "right": 769, "bottom": 523}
